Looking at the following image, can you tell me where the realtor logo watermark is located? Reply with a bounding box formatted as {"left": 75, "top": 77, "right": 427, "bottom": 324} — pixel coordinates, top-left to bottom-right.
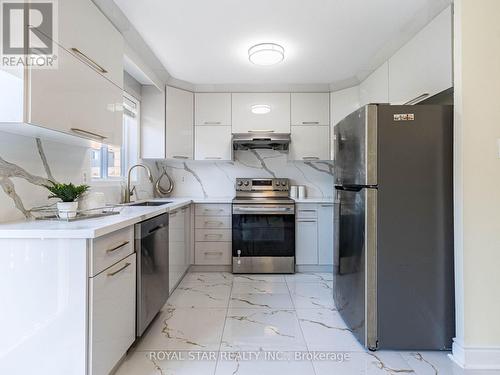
{"left": 1, "top": 0, "right": 58, "bottom": 68}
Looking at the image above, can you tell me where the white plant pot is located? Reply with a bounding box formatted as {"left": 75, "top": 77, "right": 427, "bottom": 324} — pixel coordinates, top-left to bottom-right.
{"left": 57, "top": 201, "right": 78, "bottom": 219}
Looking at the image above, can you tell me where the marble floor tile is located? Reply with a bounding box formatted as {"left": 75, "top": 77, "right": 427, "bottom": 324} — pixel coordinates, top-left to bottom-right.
{"left": 230, "top": 291, "right": 294, "bottom": 309}
{"left": 288, "top": 281, "right": 335, "bottom": 309}
{"left": 181, "top": 272, "right": 233, "bottom": 286}
{"left": 115, "top": 350, "right": 217, "bottom": 375}
{"left": 135, "top": 306, "right": 227, "bottom": 351}
{"left": 313, "top": 351, "right": 414, "bottom": 375}
{"left": 285, "top": 272, "right": 333, "bottom": 283}
{"left": 115, "top": 272, "right": 464, "bottom": 375}
{"left": 400, "top": 351, "right": 494, "bottom": 375}
{"left": 168, "top": 283, "right": 231, "bottom": 308}
{"left": 215, "top": 355, "right": 316, "bottom": 375}
{"left": 233, "top": 274, "right": 286, "bottom": 283}
{"left": 221, "top": 308, "right": 307, "bottom": 351}
{"left": 296, "top": 308, "right": 365, "bottom": 352}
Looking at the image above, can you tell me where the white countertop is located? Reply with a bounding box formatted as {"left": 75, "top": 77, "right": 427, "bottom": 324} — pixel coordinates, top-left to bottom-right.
{"left": 0, "top": 196, "right": 335, "bottom": 239}
{"left": 0, "top": 198, "right": 193, "bottom": 239}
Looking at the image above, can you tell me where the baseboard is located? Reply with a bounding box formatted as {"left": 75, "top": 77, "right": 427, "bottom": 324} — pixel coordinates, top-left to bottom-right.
{"left": 451, "top": 338, "right": 500, "bottom": 369}
{"left": 295, "top": 264, "right": 334, "bottom": 273}
{"left": 189, "top": 265, "right": 232, "bottom": 272}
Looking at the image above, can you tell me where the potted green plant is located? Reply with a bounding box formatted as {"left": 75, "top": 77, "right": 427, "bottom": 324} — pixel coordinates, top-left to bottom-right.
{"left": 43, "top": 181, "right": 90, "bottom": 219}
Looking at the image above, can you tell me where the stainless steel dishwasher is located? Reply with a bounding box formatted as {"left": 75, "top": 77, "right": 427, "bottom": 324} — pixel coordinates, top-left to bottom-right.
{"left": 135, "top": 213, "right": 169, "bottom": 336}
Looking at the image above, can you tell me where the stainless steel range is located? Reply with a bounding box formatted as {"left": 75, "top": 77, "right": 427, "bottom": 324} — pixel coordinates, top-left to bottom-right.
{"left": 232, "top": 178, "right": 295, "bottom": 274}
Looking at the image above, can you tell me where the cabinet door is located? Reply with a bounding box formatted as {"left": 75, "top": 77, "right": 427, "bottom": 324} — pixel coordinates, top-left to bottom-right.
{"left": 388, "top": 7, "right": 452, "bottom": 104}
{"left": 291, "top": 93, "right": 329, "bottom": 125}
{"left": 195, "top": 93, "right": 231, "bottom": 125}
{"left": 290, "top": 126, "right": 330, "bottom": 161}
{"left": 166, "top": 86, "right": 194, "bottom": 160}
{"left": 318, "top": 204, "right": 334, "bottom": 265}
{"left": 29, "top": 45, "right": 123, "bottom": 146}
{"left": 58, "top": 0, "right": 124, "bottom": 87}
{"left": 169, "top": 209, "right": 186, "bottom": 293}
{"left": 181, "top": 205, "right": 191, "bottom": 274}
{"left": 195, "top": 126, "right": 232, "bottom": 161}
{"left": 89, "top": 253, "right": 136, "bottom": 375}
{"left": 141, "top": 86, "right": 166, "bottom": 159}
{"left": 359, "top": 62, "right": 389, "bottom": 106}
{"left": 331, "top": 86, "right": 360, "bottom": 126}
{"left": 296, "top": 219, "right": 318, "bottom": 265}
{"left": 232, "top": 93, "right": 290, "bottom": 133}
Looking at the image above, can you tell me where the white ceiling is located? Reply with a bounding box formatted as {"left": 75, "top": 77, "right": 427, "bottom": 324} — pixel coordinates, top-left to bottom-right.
{"left": 113, "top": 0, "right": 451, "bottom": 87}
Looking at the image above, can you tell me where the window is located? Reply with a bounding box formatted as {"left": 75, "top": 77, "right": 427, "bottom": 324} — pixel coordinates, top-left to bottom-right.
{"left": 91, "top": 93, "right": 140, "bottom": 180}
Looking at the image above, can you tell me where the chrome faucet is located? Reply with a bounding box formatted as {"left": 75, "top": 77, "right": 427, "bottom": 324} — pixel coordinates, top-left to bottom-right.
{"left": 124, "top": 164, "right": 154, "bottom": 203}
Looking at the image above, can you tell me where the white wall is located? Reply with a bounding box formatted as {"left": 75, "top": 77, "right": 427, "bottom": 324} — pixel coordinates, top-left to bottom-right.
{"left": 452, "top": 0, "right": 500, "bottom": 369}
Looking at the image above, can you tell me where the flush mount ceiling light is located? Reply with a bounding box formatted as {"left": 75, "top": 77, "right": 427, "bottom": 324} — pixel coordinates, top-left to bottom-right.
{"left": 251, "top": 104, "right": 271, "bottom": 114}
{"left": 248, "top": 43, "right": 285, "bottom": 66}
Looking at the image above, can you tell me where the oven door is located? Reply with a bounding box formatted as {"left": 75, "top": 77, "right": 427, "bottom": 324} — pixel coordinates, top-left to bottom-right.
{"left": 232, "top": 204, "right": 295, "bottom": 273}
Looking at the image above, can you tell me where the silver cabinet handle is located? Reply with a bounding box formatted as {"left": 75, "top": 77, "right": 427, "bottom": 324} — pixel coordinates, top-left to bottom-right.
{"left": 302, "top": 156, "right": 320, "bottom": 160}
{"left": 297, "top": 220, "right": 317, "bottom": 223}
{"left": 205, "top": 233, "right": 223, "bottom": 239}
{"left": 70, "top": 47, "right": 108, "bottom": 74}
{"left": 106, "top": 241, "right": 129, "bottom": 253}
{"left": 302, "top": 121, "right": 319, "bottom": 125}
{"left": 320, "top": 204, "right": 334, "bottom": 207}
{"left": 404, "top": 93, "right": 430, "bottom": 105}
{"left": 204, "top": 208, "right": 223, "bottom": 212}
{"left": 299, "top": 209, "right": 317, "bottom": 212}
{"left": 70, "top": 128, "right": 107, "bottom": 140}
{"left": 172, "top": 155, "right": 189, "bottom": 159}
{"left": 248, "top": 130, "right": 274, "bottom": 133}
{"left": 204, "top": 221, "right": 222, "bottom": 226}
{"left": 204, "top": 157, "right": 222, "bottom": 160}
{"left": 204, "top": 251, "right": 223, "bottom": 256}
{"left": 107, "top": 262, "right": 131, "bottom": 277}
{"left": 203, "top": 121, "right": 221, "bottom": 125}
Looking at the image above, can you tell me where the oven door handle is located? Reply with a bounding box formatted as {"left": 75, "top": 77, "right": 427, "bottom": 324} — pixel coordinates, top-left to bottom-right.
{"left": 233, "top": 206, "right": 294, "bottom": 214}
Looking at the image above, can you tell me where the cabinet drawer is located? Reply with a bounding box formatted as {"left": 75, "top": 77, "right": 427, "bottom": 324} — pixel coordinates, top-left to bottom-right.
{"left": 90, "top": 226, "right": 134, "bottom": 277}
{"left": 89, "top": 253, "right": 136, "bottom": 375}
{"left": 195, "top": 242, "right": 232, "bottom": 265}
{"left": 296, "top": 205, "right": 318, "bottom": 219}
{"left": 195, "top": 203, "right": 231, "bottom": 216}
{"left": 195, "top": 216, "right": 231, "bottom": 229}
{"left": 195, "top": 229, "right": 231, "bottom": 242}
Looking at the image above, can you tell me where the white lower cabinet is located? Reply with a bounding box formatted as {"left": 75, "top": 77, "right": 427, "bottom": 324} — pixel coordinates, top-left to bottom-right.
{"left": 194, "top": 203, "right": 232, "bottom": 265}
{"left": 295, "top": 203, "right": 334, "bottom": 266}
{"left": 318, "top": 204, "right": 334, "bottom": 265}
{"left": 169, "top": 206, "right": 189, "bottom": 293}
{"left": 89, "top": 253, "right": 136, "bottom": 375}
{"left": 296, "top": 218, "right": 319, "bottom": 265}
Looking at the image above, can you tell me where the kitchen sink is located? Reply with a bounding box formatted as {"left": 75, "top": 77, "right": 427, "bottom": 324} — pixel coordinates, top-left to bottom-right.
{"left": 129, "top": 201, "right": 172, "bottom": 207}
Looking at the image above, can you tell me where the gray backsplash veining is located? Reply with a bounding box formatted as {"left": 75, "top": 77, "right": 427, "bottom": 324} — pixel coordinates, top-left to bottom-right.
{"left": 0, "top": 132, "right": 333, "bottom": 223}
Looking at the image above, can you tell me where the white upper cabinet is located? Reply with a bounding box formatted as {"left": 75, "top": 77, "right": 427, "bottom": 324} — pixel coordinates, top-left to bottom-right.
{"left": 166, "top": 86, "right": 194, "bottom": 160}
{"left": 232, "top": 93, "right": 290, "bottom": 133}
{"left": 290, "top": 126, "right": 330, "bottom": 161}
{"left": 195, "top": 126, "right": 232, "bottom": 161}
{"left": 194, "top": 93, "right": 231, "bottom": 125}
{"left": 141, "top": 86, "right": 165, "bottom": 159}
{"left": 29, "top": 45, "right": 123, "bottom": 146}
{"left": 59, "top": 0, "right": 124, "bottom": 88}
{"left": 291, "top": 93, "right": 330, "bottom": 125}
{"left": 359, "top": 62, "right": 389, "bottom": 106}
{"left": 388, "top": 6, "right": 452, "bottom": 104}
{"left": 331, "top": 86, "right": 360, "bottom": 126}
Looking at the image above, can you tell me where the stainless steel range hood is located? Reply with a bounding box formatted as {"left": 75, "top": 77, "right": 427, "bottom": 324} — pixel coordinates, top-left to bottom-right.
{"left": 232, "top": 132, "right": 291, "bottom": 151}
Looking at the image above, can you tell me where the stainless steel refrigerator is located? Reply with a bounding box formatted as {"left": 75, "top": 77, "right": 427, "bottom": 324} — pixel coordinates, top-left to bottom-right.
{"left": 333, "top": 104, "right": 455, "bottom": 351}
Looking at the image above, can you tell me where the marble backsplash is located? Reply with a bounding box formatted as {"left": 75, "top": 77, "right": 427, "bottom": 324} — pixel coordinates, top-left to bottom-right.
{"left": 0, "top": 132, "right": 334, "bottom": 223}
{"left": 147, "top": 149, "right": 334, "bottom": 199}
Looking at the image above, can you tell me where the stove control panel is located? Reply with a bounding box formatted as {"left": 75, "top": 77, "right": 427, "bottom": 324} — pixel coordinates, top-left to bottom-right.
{"left": 236, "top": 178, "right": 289, "bottom": 192}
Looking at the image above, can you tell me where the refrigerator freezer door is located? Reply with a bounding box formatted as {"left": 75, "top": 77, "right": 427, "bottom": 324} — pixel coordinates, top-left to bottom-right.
{"left": 334, "top": 186, "right": 377, "bottom": 350}
{"left": 334, "top": 105, "right": 378, "bottom": 186}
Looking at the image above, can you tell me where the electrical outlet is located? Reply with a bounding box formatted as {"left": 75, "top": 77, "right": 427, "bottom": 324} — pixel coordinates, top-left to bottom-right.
{"left": 181, "top": 176, "right": 185, "bottom": 183}
{"left": 82, "top": 172, "right": 87, "bottom": 184}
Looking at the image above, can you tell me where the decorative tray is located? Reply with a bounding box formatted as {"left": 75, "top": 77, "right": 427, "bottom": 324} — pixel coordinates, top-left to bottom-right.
{"left": 32, "top": 205, "right": 123, "bottom": 222}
